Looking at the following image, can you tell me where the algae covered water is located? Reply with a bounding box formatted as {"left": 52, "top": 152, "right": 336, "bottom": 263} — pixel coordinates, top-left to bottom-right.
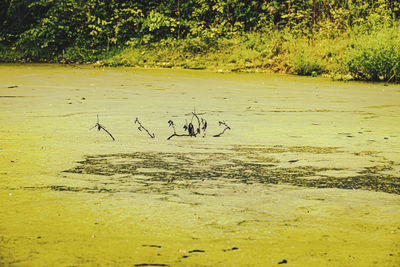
{"left": 0, "top": 64, "right": 399, "bottom": 266}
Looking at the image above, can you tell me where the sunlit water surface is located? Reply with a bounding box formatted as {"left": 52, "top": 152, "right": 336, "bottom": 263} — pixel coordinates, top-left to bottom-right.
{"left": 1, "top": 64, "right": 399, "bottom": 266}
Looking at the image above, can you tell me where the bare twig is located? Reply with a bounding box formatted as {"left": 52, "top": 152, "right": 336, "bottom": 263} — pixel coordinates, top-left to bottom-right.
{"left": 90, "top": 115, "right": 115, "bottom": 141}
{"left": 168, "top": 120, "right": 177, "bottom": 134}
{"left": 384, "top": 73, "right": 398, "bottom": 85}
{"left": 135, "top": 117, "right": 155, "bottom": 138}
{"left": 213, "top": 121, "right": 231, "bottom": 137}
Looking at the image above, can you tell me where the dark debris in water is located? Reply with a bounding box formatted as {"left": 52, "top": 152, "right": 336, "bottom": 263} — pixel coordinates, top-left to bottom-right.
{"left": 57, "top": 145, "right": 400, "bottom": 195}
{"left": 278, "top": 259, "right": 288, "bottom": 264}
{"left": 134, "top": 264, "right": 169, "bottom": 267}
{"left": 223, "top": 247, "right": 239, "bottom": 252}
{"left": 142, "top": 245, "right": 162, "bottom": 248}
{"left": 188, "top": 249, "right": 205, "bottom": 253}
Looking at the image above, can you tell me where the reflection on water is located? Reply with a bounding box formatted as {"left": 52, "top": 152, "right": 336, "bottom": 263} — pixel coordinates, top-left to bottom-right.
{"left": 60, "top": 145, "right": 400, "bottom": 195}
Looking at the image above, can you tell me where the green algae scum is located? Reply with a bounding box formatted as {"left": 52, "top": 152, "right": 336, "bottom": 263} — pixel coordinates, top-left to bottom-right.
{"left": 1, "top": 64, "right": 400, "bottom": 266}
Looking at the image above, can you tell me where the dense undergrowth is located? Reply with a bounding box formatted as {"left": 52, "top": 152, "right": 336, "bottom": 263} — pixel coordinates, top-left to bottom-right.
{"left": 1, "top": 0, "right": 400, "bottom": 82}
{"left": 96, "top": 24, "right": 400, "bottom": 83}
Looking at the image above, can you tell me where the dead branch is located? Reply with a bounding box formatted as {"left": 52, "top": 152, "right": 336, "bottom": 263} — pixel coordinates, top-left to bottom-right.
{"left": 183, "top": 121, "right": 196, "bottom": 137}
{"left": 167, "top": 109, "right": 211, "bottom": 140}
{"left": 213, "top": 121, "right": 231, "bottom": 137}
{"left": 167, "top": 119, "right": 191, "bottom": 140}
{"left": 135, "top": 117, "right": 155, "bottom": 138}
{"left": 167, "top": 133, "right": 191, "bottom": 140}
{"left": 168, "top": 120, "right": 177, "bottom": 134}
{"left": 191, "top": 112, "right": 201, "bottom": 135}
{"left": 90, "top": 115, "right": 115, "bottom": 141}
{"left": 201, "top": 118, "right": 207, "bottom": 137}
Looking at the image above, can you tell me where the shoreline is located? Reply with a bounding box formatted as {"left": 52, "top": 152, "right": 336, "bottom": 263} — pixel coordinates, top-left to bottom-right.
{"left": 0, "top": 61, "right": 391, "bottom": 86}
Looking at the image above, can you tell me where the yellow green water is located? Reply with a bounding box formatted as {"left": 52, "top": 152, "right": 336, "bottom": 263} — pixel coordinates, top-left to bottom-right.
{"left": 0, "top": 64, "right": 399, "bottom": 266}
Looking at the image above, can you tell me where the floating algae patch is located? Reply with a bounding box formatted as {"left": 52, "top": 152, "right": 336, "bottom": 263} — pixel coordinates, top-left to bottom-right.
{"left": 232, "top": 145, "right": 343, "bottom": 154}
{"left": 49, "top": 185, "right": 116, "bottom": 193}
{"left": 61, "top": 146, "right": 400, "bottom": 195}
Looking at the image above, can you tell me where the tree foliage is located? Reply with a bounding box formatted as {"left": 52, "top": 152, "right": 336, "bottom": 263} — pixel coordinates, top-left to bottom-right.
{"left": 1, "top": 0, "right": 399, "bottom": 65}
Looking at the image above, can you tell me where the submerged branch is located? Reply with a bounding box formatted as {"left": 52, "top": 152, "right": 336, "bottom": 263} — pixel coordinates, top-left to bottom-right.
{"left": 90, "top": 115, "right": 115, "bottom": 141}
{"left": 192, "top": 112, "right": 201, "bottom": 135}
{"left": 167, "top": 119, "right": 193, "bottom": 140}
{"left": 135, "top": 117, "right": 155, "bottom": 138}
{"left": 201, "top": 118, "right": 207, "bottom": 137}
{"left": 167, "top": 109, "right": 213, "bottom": 139}
{"left": 213, "top": 121, "right": 231, "bottom": 137}
{"left": 167, "top": 133, "right": 191, "bottom": 140}
{"left": 168, "top": 120, "right": 177, "bottom": 134}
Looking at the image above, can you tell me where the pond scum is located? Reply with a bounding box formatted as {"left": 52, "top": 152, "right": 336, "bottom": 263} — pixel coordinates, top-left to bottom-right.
{"left": 55, "top": 145, "right": 400, "bottom": 196}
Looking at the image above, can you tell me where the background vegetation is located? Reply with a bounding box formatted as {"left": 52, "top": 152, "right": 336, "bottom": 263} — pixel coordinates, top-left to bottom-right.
{"left": 1, "top": 0, "right": 399, "bottom": 81}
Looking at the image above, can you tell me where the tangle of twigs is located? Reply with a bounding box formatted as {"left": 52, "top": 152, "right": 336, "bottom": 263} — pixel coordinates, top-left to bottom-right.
{"left": 95, "top": 109, "right": 228, "bottom": 141}
{"left": 135, "top": 117, "right": 155, "bottom": 138}
{"left": 167, "top": 110, "right": 208, "bottom": 140}
{"left": 90, "top": 115, "right": 115, "bottom": 141}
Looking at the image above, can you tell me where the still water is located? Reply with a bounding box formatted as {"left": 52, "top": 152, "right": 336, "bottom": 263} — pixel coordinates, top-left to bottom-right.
{"left": 0, "top": 64, "right": 399, "bottom": 266}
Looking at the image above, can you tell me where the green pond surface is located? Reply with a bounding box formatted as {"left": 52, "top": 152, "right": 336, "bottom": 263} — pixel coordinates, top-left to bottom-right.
{"left": 0, "top": 64, "right": 399, "bottom": 266}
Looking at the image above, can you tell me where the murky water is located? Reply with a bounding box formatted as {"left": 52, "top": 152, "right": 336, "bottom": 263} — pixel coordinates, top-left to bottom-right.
{"left": 0, "top": 64, "right": 399, "bottom": 266}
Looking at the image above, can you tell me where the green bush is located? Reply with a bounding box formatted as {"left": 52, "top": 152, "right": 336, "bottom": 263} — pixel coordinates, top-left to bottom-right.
{"left": 292, "top": 49, "right": 325, "bottom": 76}
{"left": 343, "top": 26, "right": 400, "bottom": 81}
{"left": 179, "top": 37, "right": 211, "bottom": 54}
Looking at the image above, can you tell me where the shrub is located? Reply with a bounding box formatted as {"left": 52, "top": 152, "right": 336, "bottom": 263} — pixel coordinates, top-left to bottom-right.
{"left": 343, "top": 26, "right": 400, "bottom": 81}
{"left": 180, "top": 37, "right": 210, "bottom": 54}
{"left": 292, "top": 49, "right": 325, "bottom": 76}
